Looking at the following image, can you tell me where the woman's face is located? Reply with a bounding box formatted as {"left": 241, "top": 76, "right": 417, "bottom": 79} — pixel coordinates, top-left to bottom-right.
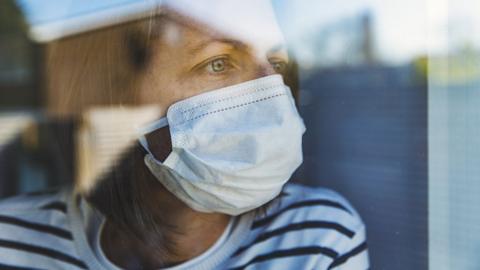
{"left": 136, "top": 13, "right": 289, "bottom": 116}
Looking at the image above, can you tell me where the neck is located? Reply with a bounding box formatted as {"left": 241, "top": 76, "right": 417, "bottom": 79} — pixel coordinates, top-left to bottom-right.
{"left": 98, "top": 145, "right": 230, "bottom": 269}
{"left": 102, "top": 194, "right": 230, "bottom": 269}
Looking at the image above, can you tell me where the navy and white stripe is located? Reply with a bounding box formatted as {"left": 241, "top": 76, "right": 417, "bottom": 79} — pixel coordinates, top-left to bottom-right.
{"left": 0, "top": 190, "right": 87, "bottom": 270}
{"left": 227, "top": 184, "right": 369, "bottom": 269}
{"left": 0, "top": 183, "right": 368, "bottom": 269}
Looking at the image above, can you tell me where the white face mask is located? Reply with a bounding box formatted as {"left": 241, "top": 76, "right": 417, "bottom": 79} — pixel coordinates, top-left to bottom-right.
{"left": 139, "top": 75, "right": 306, "bottom": 215}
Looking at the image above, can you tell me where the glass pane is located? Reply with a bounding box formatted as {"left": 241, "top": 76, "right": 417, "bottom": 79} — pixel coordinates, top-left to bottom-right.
{"left": 428, "top": 0, "right": 480, "bottom": 269}
{"left": 1, "top": 0, "right": 479, "bottom": 269}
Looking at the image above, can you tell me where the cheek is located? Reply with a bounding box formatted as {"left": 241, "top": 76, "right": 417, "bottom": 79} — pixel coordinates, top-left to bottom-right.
{"left": 135, "top": 63, "right": 186, "bottom": 112}
{"left": 135, "top": 55, "right": 266, "bottom": 111}
{"left": 178, "top": 68, "right": 262, "bottom": 97}
{"left": 137, "top": 75, "right": 205, "bottom": 115}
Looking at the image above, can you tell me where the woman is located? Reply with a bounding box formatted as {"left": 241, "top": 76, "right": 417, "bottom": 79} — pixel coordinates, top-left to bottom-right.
{"left": 0, "top": 1, "right": 369, "bottom": 269}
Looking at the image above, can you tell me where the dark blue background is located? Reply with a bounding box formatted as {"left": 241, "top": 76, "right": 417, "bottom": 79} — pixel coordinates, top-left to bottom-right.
{"left": 294, "top": 65, "right": 428, "bottom": 270}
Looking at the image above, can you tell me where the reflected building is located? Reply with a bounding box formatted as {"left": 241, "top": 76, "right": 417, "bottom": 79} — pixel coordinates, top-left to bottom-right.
{"left": 292, "top": 11, "right": 377, "bottom": 71}
{"left": 0, "top": 0, "right": 165, "bottom": 196}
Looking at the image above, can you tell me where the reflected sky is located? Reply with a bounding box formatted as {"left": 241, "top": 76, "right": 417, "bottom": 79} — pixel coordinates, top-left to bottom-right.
{"left": 16, "top": 0, "right": 140, "bottom": 24}
{"left": 15, "top": 0, "right": 480, "bottom": 64}
{"left": 276, "top": 0, "right": 428, "bottom": 63}
{"left": 276, "top": 0, "right": 479, "bottom": 64}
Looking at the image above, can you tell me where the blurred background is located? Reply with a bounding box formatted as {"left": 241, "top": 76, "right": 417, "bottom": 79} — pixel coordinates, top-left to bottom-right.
{"left": 1, "top": 0, "right": 479, "bottom": 269}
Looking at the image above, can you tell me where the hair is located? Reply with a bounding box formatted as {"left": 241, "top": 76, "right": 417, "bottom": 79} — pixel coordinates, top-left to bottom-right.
{"left": 86, "top": 144, "right": 177, "bottom": 261}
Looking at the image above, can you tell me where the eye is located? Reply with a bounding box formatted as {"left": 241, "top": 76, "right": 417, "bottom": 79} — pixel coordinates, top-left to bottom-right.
{"left": 191, "top": 55, "right": 237, "bottom": 77}
{"left": 270, "top": 60, "right": 288, "bottom": 74}
{"left": 207, "top": 58, "right": 228, "bottom": 73}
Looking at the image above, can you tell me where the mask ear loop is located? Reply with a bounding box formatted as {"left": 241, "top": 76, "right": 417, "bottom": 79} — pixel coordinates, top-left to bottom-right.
{"left": 136, "top": 117, "right": 169, "bottom": 157}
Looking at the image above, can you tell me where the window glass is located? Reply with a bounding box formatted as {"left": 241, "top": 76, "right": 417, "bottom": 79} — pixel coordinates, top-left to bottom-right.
{"left": 0, "top": 0, "right": 479, "bottom": 269}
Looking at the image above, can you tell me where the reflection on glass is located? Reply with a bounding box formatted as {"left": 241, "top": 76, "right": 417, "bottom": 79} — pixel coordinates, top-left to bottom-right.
{"left": 0, "top": 0, "right": 478, "bottom": 269}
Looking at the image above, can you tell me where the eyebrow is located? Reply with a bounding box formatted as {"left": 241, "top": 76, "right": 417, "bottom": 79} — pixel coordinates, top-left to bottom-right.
{"left": 268, "top": 44, "right": 288, "bottom": 55}
{"left": 188, "top": 38, "right": 249, "bottom": 56}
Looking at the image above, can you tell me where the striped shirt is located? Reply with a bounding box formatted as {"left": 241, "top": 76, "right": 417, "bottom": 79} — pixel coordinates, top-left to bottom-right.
{"left": 0, "top": 184, "right": 369, "bottom": 269}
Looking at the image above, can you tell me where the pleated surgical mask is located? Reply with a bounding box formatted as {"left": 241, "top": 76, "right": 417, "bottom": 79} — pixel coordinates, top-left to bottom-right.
{"left": 139, "top": 75, "right": 305, "bottom": 215}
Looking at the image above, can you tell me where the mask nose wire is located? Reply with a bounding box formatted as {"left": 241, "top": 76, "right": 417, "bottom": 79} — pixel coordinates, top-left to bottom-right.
{"left": 136, "top": 117, "right": 169, "bottom": 156}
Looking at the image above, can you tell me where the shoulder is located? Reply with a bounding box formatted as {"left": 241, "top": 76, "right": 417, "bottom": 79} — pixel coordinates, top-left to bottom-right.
{"left": 258, "top": 183, "right": 365, "bottom": 233}
{"left": 281, "top": 183, "right": 361, "bottom": 216}
{"left": 0, "top": 189, "right": 87, "bottom": 269}
{"left": 0, "top": 189, "right": 68, "bottom": 213}
{"left": 232, "top": 183, "right": 369, "bottom": 269}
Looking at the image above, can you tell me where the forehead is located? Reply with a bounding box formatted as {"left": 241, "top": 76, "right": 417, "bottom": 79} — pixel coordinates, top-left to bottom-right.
{"left": 162, "top": 0, "right": 285, "bottom": 53}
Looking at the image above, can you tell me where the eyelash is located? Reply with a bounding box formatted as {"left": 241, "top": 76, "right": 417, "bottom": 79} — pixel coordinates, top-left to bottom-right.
{"left": 269, "top": 59, "right": 288, "bottom": 74}
{"left": 194, "top": 56, "right": 289, "bottom": 76}
{"left": 197, "top": 55, "right": 235, "bottom": 76}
